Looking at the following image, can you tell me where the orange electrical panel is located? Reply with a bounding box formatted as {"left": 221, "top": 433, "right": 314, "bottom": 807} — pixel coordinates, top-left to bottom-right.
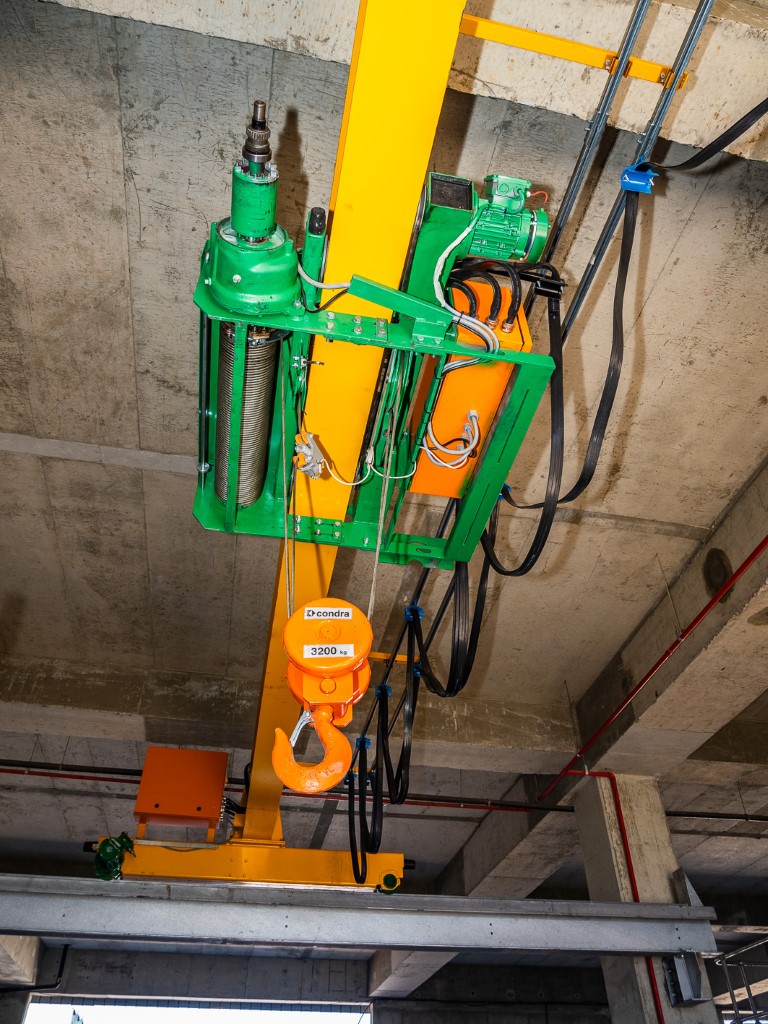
{"left": 409, "top": 280, "right": 532, "bottom": 499}
{"left": 134, "top": 746, "right": 228, "bottom": 840}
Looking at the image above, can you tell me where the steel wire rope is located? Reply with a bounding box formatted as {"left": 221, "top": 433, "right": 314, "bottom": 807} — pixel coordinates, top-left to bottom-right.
{"left": 367, "top": 351, "right": 405, "bottom": 622}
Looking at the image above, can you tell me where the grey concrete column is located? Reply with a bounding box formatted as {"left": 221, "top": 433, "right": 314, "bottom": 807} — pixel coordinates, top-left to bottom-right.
{"left": 0, "top": 938, "right": 38, "bottom": 987}
{"left": 574, "top": 774, "right": 718, "bottom": 1024}
{"left": 0, "top": 992, "right": 31, "bottom": 1024}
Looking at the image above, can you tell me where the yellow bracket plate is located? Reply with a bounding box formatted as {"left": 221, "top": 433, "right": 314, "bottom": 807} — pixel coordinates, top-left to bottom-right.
{"left": 121, "top": 839, "right": 404, "bottom": 891}
{"left": 460, "top": 15, "right": 688, "bottom": 89}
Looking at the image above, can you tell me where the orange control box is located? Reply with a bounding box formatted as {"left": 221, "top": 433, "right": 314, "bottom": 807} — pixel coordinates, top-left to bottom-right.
{"left": 134, "top": 746, "right": 228, "bottom": 840}
{"left": 409, "top": 280, "right": 532, "bottom": 499}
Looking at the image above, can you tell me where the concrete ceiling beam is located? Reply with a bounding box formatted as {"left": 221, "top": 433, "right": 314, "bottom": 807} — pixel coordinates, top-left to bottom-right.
{"left": 0, "top": 655, "right": 575, "bottom": 775}
{"left": 367, "top": 951, "right": 457, "bottom": 1000}
{"left": 579, "top": 459, "right": 768, "bottom": 778}
{"left": 438, "top": 775, "right": 581, "bottom": 897}
{"left": 438, "top": 460, "right": 767, "bottom": 896}
{"left": 42, "top": 0, "right": 768, "bottom": 159}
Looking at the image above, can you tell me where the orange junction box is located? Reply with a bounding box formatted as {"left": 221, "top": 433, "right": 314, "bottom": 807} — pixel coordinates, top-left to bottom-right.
{"left": 409, "top": 280, "right": 532, "bottom": 499}
{"left": 134, "top": 746, "right": 228, "bottom": 839}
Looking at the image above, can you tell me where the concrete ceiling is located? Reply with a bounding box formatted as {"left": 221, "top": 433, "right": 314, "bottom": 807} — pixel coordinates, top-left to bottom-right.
{"left": 0, "top": 0, "right": 768, "bottom": 1013}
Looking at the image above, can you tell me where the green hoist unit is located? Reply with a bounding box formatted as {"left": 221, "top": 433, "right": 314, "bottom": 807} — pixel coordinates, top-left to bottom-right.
{"left": 193, "top": 101, "right": 555, "bottom": 568}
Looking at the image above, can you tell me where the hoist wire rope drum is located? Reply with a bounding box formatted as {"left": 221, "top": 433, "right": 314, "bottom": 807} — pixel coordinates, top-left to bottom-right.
{"left": 214, "top": 323, "right": 280, "bottom": 506}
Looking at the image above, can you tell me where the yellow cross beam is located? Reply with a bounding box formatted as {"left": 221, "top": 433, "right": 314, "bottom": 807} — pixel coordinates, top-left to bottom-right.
{"left": 460, "top": 14, "right": 688, "bottom": 88}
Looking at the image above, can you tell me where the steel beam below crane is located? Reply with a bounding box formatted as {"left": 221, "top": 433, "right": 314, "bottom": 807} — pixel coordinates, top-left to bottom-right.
{"left": 0, "top": 876, "right": 718, "bottom": 957}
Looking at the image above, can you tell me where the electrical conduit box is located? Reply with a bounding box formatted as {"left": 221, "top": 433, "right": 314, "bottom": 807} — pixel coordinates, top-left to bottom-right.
{"left": 134, "top": 747, "right": 229, "bottom": 842}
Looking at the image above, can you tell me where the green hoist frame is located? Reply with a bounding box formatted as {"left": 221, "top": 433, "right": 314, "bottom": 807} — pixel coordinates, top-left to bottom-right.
{"left": 195, "top": 145, "right": 554, "bottom": 569}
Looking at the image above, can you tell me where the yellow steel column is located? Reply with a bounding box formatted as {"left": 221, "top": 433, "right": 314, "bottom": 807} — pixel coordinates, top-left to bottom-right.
{"left": 243, "top": 0, "right": 467, "bottom": 842}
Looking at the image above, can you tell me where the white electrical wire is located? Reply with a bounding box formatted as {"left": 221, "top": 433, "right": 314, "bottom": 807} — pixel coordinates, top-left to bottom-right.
{"left": 370, "top": 463, "right": 417, "bottom": 481}
{"left": 420, "top": 411, "right": 480, "bottom": 470}
{"left": 322, "top": 458, "right": 372, "bottom": 487}
{"left": 297, "top": 263, "right": 350, "bottom": 291}
{"left": 431, "top": 216, "right": 500, "bottom": 358}
{"left": 420, "top": 444, "right": 473, "bottom": 470}
{"left": 422, "top": 439, "right": 474, "bottom": 468}
{"left": 426, "top": 413, "right": 479, "bottom": 455}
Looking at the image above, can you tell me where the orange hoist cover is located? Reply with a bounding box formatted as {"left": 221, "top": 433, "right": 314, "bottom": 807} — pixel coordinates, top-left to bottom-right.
{"left": 409, "top": 280, "right": 532, "bottom": 499}
{"left": 282, "top": 598, "right": 373, "bottom": 727}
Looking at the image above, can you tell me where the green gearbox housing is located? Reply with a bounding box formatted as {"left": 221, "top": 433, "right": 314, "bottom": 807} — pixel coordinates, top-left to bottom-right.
{"left": 193, "top": 102, "right": 555, "bottom": 569}
{"left": 92, "top": 832, "right": 134, "bottom": 881}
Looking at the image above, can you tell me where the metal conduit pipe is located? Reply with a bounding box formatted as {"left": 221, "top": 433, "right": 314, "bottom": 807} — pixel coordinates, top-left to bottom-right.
{"left": 561, "top": 0, "right": 716, "bottom": 343}
{"left": 525, "top": 0, "right": 655, "bottom": 317}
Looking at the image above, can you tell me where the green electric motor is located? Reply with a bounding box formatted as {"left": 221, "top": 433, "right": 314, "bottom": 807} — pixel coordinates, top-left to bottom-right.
{"left": 468, "top": 175, "right": 549, "bottom": 263}
{"left": 91, "top": 832, "right": 135, "bottom": 881}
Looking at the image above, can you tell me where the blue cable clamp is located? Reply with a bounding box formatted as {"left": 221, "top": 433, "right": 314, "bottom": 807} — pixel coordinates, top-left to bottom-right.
{"left": 620, "top": 163, "right": 658, "bottom": 194}
{"left": 404, "top": 604, "right": 424, "bottom": 622}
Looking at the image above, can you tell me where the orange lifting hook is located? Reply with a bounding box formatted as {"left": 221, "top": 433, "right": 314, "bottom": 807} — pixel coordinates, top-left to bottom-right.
{"left": 272, "top": 598, "right": 373, "bottom": 795}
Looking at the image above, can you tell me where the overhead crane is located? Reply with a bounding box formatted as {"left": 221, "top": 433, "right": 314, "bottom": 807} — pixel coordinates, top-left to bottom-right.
{"left": 89, "top": 0, "right": 767, "bottom": 892}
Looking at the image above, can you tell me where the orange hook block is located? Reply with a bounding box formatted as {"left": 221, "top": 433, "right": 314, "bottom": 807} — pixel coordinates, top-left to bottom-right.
{"left": 271, "top": 598, "right": 373, "bottom": 794}
{"left": 272, "top": 705, "right": 352, "bottom": 795}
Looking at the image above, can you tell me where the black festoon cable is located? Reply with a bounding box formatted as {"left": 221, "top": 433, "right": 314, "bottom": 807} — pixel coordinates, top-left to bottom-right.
{"left": 345, "top": 96, "right": 768, "bottom": 883}
{"left": 511, "top": 95, "right": 768, "bottom": 513}
{"left": 345, "top": 264, "right": 564, "bottom": 878}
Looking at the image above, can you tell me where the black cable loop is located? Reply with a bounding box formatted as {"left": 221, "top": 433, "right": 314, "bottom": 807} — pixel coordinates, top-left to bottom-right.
{"left": 347, "top": 754, "right": 368, "bottom": 884}
{"left": 456, "top": 258, "right": 523, "bottom": 322}
{"left": 449, "top": 267, "right": 503, "bottom": 322}
{"left": 447, "top": 277, "right": 478, "bottom": 319}
{"left": 511, "top": 97, "right": 768, "bottom": 513}
{"left": 481, "top": 281, "right": 565, "bottom": 576}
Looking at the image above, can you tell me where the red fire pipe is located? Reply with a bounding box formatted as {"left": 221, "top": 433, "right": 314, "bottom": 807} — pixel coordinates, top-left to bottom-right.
{"left": 539, "top": 533, "right": 768, "bottom": 802}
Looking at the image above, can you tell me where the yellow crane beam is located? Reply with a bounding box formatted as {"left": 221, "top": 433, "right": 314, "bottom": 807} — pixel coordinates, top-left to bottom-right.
{"left": 242, "top": 0, "right": 467, "bottom": 845}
